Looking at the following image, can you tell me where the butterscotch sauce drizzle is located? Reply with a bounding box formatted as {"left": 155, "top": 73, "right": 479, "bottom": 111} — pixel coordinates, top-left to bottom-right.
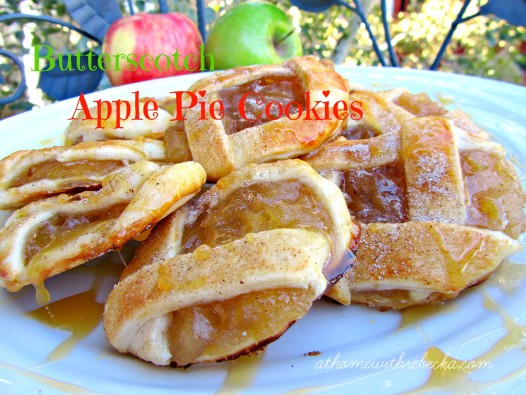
{"left": 23, "top": 254, "right": 128, "bottom": 363}
{"left": 461, "top": 150, "right": 526, "bottom": 239}
{"left": 26, "top": 276, "right": 104, "bottom": 362}
{"left": 215, "top": 354, "right": 263, "bottom": 395}
{"left": 325, "top": 247, "right": 356, "bottom": 288}
{"left": 429, "top": 224, "right": 486, "bottom": 290}
{"left": 0, "top": 360, "right": 95, "bottom": 394}
{"left": 406, "top": 262, "right": 526, "bottom": 393}
{"left": 282, "top": 386, "right": 339, "bottom": 395}
{"left": 399, "top": 301, "right": 458, "bottom": 329}
{"left": 437, "top": 94, "right": 455, "bottom": 106}
{"left": 413, "top": 295, "right": 526, "bottom": 393}
{"left": 37, "top": 137, "right": 58, "bottom": 147}
{"left": 482, "top": 291, "right": 526, "bottom": 363}
{"left": 418, "top": 347, "right": 477, "bottom": 392}
{"left": 486, "top": 259, "right": 526, "bottom": 296}
{"left": 34, "top": 282, "right": 51, "bottom": 306}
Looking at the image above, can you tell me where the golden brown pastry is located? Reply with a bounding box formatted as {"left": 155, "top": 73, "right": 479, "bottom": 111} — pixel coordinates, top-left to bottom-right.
{"left": 180, "top": 56, "right": 349, "bottom": 180}
{"left": 349, "top": 222, "right": 520, "bottom": 309}
{"left": 305, "top": 116, "right": 524, "bottom": 310}
{"left": 104, "top": 159, "right": 360, "bottom": 366}
{"left": 0, "top": 138, "right": 166, "bottom": 209}
{"left": 0, "top": 160, "right": 206, "bottom": 296}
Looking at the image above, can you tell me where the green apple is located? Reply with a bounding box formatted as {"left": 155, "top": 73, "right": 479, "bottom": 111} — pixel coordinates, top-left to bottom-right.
{"left": 205, "top": 1, "right": 302, "bottom": 69}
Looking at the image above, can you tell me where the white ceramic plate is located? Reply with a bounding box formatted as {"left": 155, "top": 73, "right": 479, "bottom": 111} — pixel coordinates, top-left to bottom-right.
{"left": 0, "top": 68, "right": 525, "bottom": 395}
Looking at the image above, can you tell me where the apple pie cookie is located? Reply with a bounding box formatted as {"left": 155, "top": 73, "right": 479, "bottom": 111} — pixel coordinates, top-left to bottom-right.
{"left": 179, "top": 56, "right": 349, "bottom": 180}
{"left": 104, "top": 160, "right": 359, "bottom": 366}
{"left": 305, "top": 116, "right": 524, "bottom": 310}
{"left": 65, "top": 98, "right": 173, "bottom": 145}
{"left": 0, "top": 160, "right": 206, "bottom": 298}
{"left": 343, "top": 87, "right": 489, "bottom": 142}
{"left": 0, "top": 138, "right": 166, "bottom": 209}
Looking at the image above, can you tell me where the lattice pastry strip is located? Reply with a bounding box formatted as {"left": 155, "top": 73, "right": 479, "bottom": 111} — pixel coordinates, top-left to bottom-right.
{"left": 0, "top": 160, "right": 206, "bottom": 295}
{"left": 305, "top": 115, "right": 524, "bottom": 309}
{"left": 182, "top": 56, "right": 349, "bottom": 180}
{"left": 0, "top": 138, "right": 166, "bottom": 209}
{"left": 104, "top": 160, "right": 359, "bottom": 366}
{"left": 343, "top": 87, "right": 490, "bottom": 142}
{"left": 350, "top": 222, "right": 519, "bottom": 310}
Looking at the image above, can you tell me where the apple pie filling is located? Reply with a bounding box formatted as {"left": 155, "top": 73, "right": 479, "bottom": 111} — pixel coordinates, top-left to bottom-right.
{"left": 167, "top": 287, "right": 312, "bottom": 366}
{"left": 24, "top": 204, "right": 128, "bottom": 263}
{"left": 337, "top": 151, "right": 523, "bottom": 235}
{"left": 351, "top": 290, "right": 448, "bottom": 311}
{"left": 181, "top": 180, "right": 331, "bottom": 252}
{"left": 461, "top": 150, "right": 526, "bottom": 238}
{"left": 219, "top": 75, "right": 305, "bottom": 135}
{"left": 338, "top": 163, "right": 408, "bottom": 224}
{"left": 10, "top": 160, "right": 124, "bottom": 188}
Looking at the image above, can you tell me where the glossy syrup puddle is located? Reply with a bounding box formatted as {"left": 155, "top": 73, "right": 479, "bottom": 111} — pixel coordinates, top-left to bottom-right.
{"left": 0, "top": 360, "right": 95, "bottom": 394}
{"left": 215, "top": 354, "right": 263, "bottom": 395}
{"left": 26, "top": 277, "right": 104, "bottom": 362}
{"left": 25, "top": 255, "right": 124, "bottom": 363}
{"left": 405, "top": 260, "right": 526, "bottom": 392}
{"left": 399, "top": 301, "right": 458, "bottom": 329}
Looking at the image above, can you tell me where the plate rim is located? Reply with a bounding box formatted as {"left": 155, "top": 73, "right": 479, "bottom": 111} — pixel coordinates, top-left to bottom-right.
{"left": 0, "top": 66, "right": 525, "bottom": 395}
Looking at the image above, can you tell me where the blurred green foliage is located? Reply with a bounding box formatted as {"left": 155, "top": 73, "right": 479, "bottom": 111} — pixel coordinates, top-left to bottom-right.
{"left": 347, "top": 1, "right": 526, "bottom": 83}
{"left": 1, "top": 0, "right": 525, "bottom": 119}
{"left": 1, "top": 0, "right": 78, "bottom": 117}
{"left": 266, "top": 0, "right": 526, "bottom": 82}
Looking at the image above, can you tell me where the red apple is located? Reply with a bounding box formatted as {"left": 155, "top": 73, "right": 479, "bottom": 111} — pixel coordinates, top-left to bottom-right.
{"left": 102, "top": 13, "right": 203, "bottom": 86}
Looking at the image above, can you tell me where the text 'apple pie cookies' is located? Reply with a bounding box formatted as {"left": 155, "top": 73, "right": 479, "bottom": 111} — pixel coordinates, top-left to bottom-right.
{"left": 104, "top": 159, "right": 360, "bottom": 366}
{"left": 65, "top": 98, "right": 173, "bottom": 145}
{"left": 0, "top": 138, "right": 166, "bottom": 209}
{"left": 0, "top": 160, "right": 206, "bottom": 301}
{"left": 175, "top": 56, "right": 349, "bottom": 180}
{"left": 305, "top": 115, "right": 524, "bottom": 310}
